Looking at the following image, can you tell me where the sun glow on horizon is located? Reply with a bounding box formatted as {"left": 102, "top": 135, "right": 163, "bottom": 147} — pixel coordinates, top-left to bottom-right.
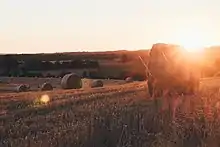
{"left": 172, "top": 27, "right": 215, "bottom": 52}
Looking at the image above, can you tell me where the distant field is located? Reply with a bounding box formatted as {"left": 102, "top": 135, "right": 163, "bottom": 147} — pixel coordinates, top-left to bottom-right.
{"left": 0, "top": 77, "right": 128, "bottom": 92}
{"left": 0, "top": 76, "right": 218, "bottom": 91}
{"left": 1, "top": 78, "right": 220, "bottom": 146}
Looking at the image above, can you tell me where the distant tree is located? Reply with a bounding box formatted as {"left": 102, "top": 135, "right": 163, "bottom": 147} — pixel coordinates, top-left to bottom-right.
{"left": 73, "top": 59, "right": 83, "bottom": 68}
{"left": 88, "top": 60, "right": 100, "bottom": 68}
{"left": 69, "top": 60, "right": 78, "bottom": 68}
{"left": 23, "top": 59, "right": 43, "bottom": 70}
{"left": 82, "top": 71, "right": 87, "bottom": 78}
{"left": 1, "top": 55, "right": 18, "bottom": 75}
{"left": 54, "top": 61, "right": 61, "bottom": 69}
{"left": 46, "top": 73, "right": 55, "bottom": 78}
{"left": 42, "top": 61, "right": 53, "bottom": 70}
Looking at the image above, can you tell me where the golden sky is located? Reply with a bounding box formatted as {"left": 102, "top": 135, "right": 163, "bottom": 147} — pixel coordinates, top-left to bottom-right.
{"left": 0, "top": 0, "right": 219, "bottom": 53}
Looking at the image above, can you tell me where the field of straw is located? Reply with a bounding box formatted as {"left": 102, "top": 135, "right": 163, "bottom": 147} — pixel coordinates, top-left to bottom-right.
{"left": 0, "top": 77, "right": 127, "bottom": 92}
{"left": 1, "top": 78, "right": 220, "bottom": 147}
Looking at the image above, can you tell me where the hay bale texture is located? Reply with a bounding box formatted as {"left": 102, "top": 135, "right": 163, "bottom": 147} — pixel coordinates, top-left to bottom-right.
{"left": 16, "top": 84, "right": 30, "bottom": 92}
{"left": 90, "top": 80, "right": 104, "bottom": 88}
{"left": 41, "top": 82, "right": 53, "bottom": 91}
{"left": 125, "top": 77, "right": 133, "bottom": 83}
{"left": 61, "top": 73, "right": 82, "bottom": 89}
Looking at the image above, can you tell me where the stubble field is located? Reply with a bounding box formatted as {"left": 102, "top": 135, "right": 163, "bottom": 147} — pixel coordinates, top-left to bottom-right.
{"left": 1, "top": 78, "right": 220, "bottom": 147}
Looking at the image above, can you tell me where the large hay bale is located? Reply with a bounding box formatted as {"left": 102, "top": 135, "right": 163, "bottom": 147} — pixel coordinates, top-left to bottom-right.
{"left": 41, "top": 82, "right": 53, "bottom": 91}
{"left": 61, "top": 73, "right": 82, "bottom": 89}
{"left": 147, "top": 43, "right": 202, "bottom": 96}
{"left": 125, "top": 77, "right": 133, "bottom": 83}
{"left": 90, "top": 80, "right": 104, "bottom": 88}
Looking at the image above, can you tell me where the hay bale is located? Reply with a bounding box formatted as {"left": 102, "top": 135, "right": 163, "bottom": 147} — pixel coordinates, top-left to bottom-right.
{"left": 90, "top": 80, "right": 103, "bottom": 88}
{"left": 61, "top": 73, "right": 82, "bottom": 89}
{"left": 41, "top": 82, "right": 53, "bottom": 91}
{"left": 125, "top": 77, "right": 133, "bottom": 83}
{"left": 16, "top": 84, "right": 30, "bottom": 92}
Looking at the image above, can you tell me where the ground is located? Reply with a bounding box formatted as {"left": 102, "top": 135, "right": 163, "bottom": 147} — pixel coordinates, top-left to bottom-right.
{"left": 0, "top": 77, "right": 127, "bottom": 92}
{"left": 1, "top": 78, "right": 220, "bottom": 147}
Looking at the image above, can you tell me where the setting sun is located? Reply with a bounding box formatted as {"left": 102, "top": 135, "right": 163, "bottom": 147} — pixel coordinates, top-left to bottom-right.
{"left": 173, "top": 27, "right": 213, "bottom": 52}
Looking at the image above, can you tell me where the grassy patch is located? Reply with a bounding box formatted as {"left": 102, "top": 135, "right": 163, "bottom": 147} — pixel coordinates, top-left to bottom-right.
{"left": 1, "top": 83, "right": 220, "bottom": 147}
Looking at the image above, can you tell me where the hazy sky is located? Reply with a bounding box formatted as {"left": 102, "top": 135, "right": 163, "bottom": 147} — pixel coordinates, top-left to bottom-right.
{"left": 0, "top": 0, "right": 220, "bottom": 53}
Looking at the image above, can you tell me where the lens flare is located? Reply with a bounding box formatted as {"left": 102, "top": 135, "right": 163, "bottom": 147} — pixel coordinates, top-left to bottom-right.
{"left": 40, "top": 94, "right": 50, "bottom": 104}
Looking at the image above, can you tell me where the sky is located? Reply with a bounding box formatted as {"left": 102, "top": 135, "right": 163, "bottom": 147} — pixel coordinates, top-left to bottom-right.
{"left": 0, "top": 0, "right": 220, "bottom": 54}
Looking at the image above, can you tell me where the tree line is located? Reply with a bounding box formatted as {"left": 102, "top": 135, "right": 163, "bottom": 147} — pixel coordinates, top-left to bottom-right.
{"left": 0, "top": 55, "right": 100, "bottom": 77}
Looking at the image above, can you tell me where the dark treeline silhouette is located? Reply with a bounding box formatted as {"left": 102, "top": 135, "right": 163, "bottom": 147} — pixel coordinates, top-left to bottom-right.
{"left": 22, "top": 59, "right": 100, "bottom": 71}
{"left": 0, "top": 50, "right": 149, "bottom": 62}
{"left": 0, "top": 52, "right": 120, "bottom": 61}
{"left": 1, "top": 50, "right": 219, "bottom": 80}
{"left": 0, "top": 55, "right": 100, "bottom": 77}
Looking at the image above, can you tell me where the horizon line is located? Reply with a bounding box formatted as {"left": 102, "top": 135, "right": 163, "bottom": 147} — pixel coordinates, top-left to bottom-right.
{"left": 0, "top": 44, "right": 219, "bottom": 55}
{"left": 0, "top": 49, "right": 150, "bottom": 55}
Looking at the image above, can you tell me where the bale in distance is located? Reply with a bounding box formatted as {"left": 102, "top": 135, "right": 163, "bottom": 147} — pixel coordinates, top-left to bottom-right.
{"left": 16, "top": 84, "right": 30, "bottom": 92}
{"left": 90, "top": 80, "right": 104, "bottom": 88}
{"left": 61, "top": 73, "right": 82, "bottom": 89}
{"left": 41, "top": 82, "right": 53, "bottom": 91}
{"left": 125, "top": 77, "right": 133, "bottom": 83}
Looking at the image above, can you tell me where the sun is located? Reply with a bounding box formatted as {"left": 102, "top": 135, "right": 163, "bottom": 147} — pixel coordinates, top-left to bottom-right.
{"left": 173, "top": 27, "right": 212, "bottom": 52}
{"left": 177, "top": 36, "right": 205, "bottom": 52}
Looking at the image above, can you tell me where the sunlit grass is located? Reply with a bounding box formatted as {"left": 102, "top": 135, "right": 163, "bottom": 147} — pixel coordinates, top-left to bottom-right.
{"left": 1, "top": 82, "right": 220, "bottom": 147}
{"left": 31, "top": 94, "right": 51, "bottom": 108}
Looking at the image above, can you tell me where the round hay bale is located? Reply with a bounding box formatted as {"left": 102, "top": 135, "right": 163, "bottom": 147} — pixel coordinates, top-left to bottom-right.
{"left": 41, "top": 82, "right": 53, "bottom": 91}
{"left": 125, "top": 77, "right": 133, "bottom": 83}
{"left": 61, "top": 73, "right": 82, "bottom": 89}
{"left": 16, "top": 84, "right": 29, "bottom": 92}
{"left": 90, "top": 80, "right": 103, "bottom": 88}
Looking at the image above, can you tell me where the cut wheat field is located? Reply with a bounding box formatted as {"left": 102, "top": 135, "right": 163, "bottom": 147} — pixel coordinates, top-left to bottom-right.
{"left": 1, "top": 78, "right": 220, "bottom": 147}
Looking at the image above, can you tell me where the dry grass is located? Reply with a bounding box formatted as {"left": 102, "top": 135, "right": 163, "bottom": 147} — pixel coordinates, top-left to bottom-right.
{"left": 0, "top": 77, "right": 126, "bottom": 92}
{"left": 1, "top": 79, "right": 220, "bottom": 147}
